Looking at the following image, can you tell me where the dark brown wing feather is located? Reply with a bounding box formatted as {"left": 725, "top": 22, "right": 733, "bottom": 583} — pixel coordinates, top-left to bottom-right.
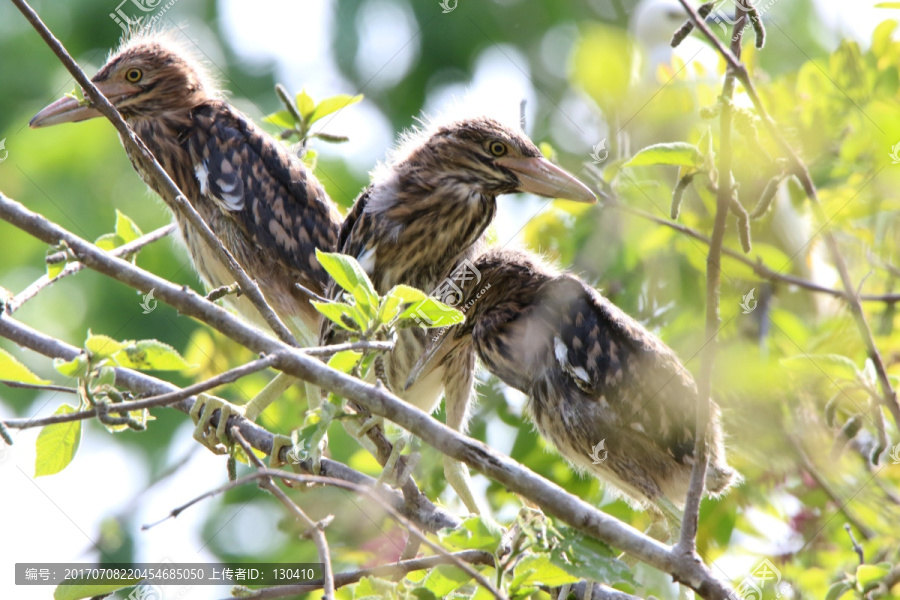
{"left": 190, "top": 103, "right": 341, "bottom": 295}
{"left": 536, "top": 276, "right": 699, "bottom": 462}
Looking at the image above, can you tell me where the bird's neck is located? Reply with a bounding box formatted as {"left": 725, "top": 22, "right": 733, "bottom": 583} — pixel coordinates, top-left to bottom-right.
{"left": 366, "top": 169, "right": 497, "bottom": 290}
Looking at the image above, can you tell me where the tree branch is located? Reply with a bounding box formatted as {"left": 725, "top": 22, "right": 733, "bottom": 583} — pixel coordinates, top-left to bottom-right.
{"left": 11, "top": 0, "right": 298, "bottom": 347}
{"left": 0, "top": 308, "right": 459, "bottom": 533}
{"left": 5, "top": 224, "right": 176, "bottom": 315}
{"left": 0, "top": 192, "right": 735, "bottom": 598}
{"left": 676, "top": 0, "right": 900, "bottom": 434}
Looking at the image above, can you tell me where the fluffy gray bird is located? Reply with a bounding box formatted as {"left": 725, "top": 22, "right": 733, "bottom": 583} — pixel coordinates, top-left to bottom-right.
{"left": 323, "top": 117, "right": 596, "bottom": 512}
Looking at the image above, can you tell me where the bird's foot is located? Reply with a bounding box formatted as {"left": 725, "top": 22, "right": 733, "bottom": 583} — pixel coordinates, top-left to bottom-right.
{"left": 190, "top": 393, "right": 245, "bottom": 454}
{"left": 375, "top": 435, "right": 420, "bottom": 488}
{"left": 444, "top": 455, "right": 485, "bottom": 516}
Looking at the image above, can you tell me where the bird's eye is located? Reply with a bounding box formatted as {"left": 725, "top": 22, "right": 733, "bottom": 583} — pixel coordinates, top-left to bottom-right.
{"left": 489, "top": 141, "right": 508, "bottom": 157}
{"left": 125, "top": 68, "right": 143, "bottom": 83}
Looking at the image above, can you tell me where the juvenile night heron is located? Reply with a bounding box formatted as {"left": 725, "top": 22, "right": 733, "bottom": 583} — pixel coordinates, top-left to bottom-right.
{"left": 30, "top": 33, "right": 343, "bottom": 448}
{"left": 323, "top": 117, "right": 596, "bottom": 513}
{"left": 410, "top": 248, "right": 739, "bottom": 522}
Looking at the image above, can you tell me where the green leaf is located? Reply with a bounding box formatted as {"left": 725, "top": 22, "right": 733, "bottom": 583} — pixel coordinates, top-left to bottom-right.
{"left": 35, "top": 404, "right": 82, "bottom": 477}
{"left": 53, "top": 355, "right": 89, "bottom": 379}
{"left": 263, "top": 109, "right": 297, "bottom": 130}
{"left": 111, "top": 340, "right": 193, "bottom": 371}
{"left": 309, "top": 93, "right": 363, "bottom": 124}
{"left": 327, "top": 350, "right": 362, "bottom": 374}
{"left": 0, "top": 348, "right": 49, "bottom": 385}
{"left": 47, "top": 260, "right": 65, "bottom": 280}
{"left": 351, "top": 576, "right": 397, "bottom": 599}
{"left": 439, "top": 516, "right": 503, "bottom": 552}
{"left": 399, "top": 297, "right": 465, "bottom": 328}
{"left": 54, "top": 582, "right": 139, "bottom": 600}
{"left": 512, "top": 554, "right": 579, "bottom": 589}
{"left": 296, "top": 89, "right": 316, "bottom": 120}
{"left": 85, "top": 333, "right": 127, "bottom": 360}
{"left": 856, "top": 564, "right": 889, "bottom": 587}
{"left": 781, "top": 354, "right": 859, "bottom": 381}
{"left": 624, "top": 142, "right": 703, "bottom": 168}
{"left": 550, "top": 529, "right": 635, "bottom": 584}
{"left": 315, "top": 250, "right": 379, "bottom": 319}
{"left": 422, "top": 565, "right": 470, "bottom": 597}
{"left": 312, "top": 301, "right": 364, "bottom": 331}
{"left": 114, "top": 210, "right": 143, "bottom": 244}
{"left": 378, "top": 284, "right": 430, "bottom": 324}
{"left": 825, "top": 581, "right": 853, "bottom": 600}
{"left": 94, "top": 232, "right": 123, "bottom": 252}
{"left": 875, "top": 2, "right": 900, "bottom": 8}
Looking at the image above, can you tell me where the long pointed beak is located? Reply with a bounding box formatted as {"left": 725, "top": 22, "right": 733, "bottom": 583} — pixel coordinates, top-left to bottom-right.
{"left": 405, "top": 334, "right": 459, "bottom": 392}
{"left": 29, "top": 81, "right": 138, "bottom": 128}
{"left": 496, "top": 156, "right": 597, "bottom": 203}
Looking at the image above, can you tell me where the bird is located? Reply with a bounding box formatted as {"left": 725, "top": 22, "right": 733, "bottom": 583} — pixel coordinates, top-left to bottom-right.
{"left": 322, "top": 116, "right": 596, "bottom": 513}
{"left": 408, "top": 247, "right": 739, "bottom": 523}
{"left": 29, "top": 32, "right": 343, "bottom": 449}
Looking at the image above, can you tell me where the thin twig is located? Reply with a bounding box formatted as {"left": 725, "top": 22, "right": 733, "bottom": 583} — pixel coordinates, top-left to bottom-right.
{"left": 675, "top": 0, "right": 900, "bottom": 432}
{"left": 2, "top": 354, "right": 282, "bottom": 430}
{"left": 605, "top": 201, "right": 900, "bottom": 303}
{"left": 230, "top": 551, "right": 495, "bottom": 599}
{"left": 0, "top": 321, "right": 459, "bottom": 535}
{"left": 147, "top": 470, "right": 506, "bottom": 600}
{"left": 844, "top": 523, "right": 865, "bottom": 564}
{"left": 0, "top": 193, "right": 735, "bottom": 598}
{"left": 0, "top": 379, "right": 77, "bottom": 394}
{"left": 6, "top": 223, "right": 176, "bottom": 315}
{"left": 678, "top": 4, "right": 746, "bottom": 555}
{"left": 11, "top": 0, "right": 298, "bottom": 347}
{"left": 231, "top": 428, "right": 336, "bottom": 600}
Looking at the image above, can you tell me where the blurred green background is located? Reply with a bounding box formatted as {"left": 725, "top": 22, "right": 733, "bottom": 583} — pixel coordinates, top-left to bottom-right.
{"left": 2, "top": 0, "right": 900, "bottom": 598}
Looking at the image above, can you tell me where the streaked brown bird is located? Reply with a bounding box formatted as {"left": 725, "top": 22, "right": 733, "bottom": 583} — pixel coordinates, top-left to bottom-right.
{"left": 30, "top": 33, "right": 343, "bottom": 447}
{"left": 30, "top": 32, "right": 342, "bottom": 334}
{"left": 323, "top": 117, "right": 596, "bottom": 513}
{"left": 410, "top": 248, "right": 738, "bottom": 521}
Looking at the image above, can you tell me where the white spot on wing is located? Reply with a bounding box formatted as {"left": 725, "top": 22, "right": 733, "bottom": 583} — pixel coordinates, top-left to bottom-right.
{"left": 357, "top": 247, "right": 377, "bottom": 274}
{"left": 194, "top": 161, "right": 209, "bottom": 195}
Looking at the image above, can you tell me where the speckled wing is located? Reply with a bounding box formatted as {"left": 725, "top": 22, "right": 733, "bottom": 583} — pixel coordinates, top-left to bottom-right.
{"left": 537, "top": 275, "right": 698, "bottom": 462}
{"left": 190, "top": 104, "right": 341, "bottom": 295}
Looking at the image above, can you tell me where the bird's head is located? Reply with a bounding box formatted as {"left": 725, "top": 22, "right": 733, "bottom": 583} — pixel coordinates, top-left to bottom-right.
{"left": 30, "top": 33, "right": 216, "bottom": 128}
{"left": 381, "top": 117, "right": 596, "bottom": 204}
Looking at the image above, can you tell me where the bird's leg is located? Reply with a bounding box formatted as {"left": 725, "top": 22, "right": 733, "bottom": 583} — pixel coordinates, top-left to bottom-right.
{"left": 442, "top": 359, "right": 485, "bottom": 515}
{"left": 190, "top": 393, "right": 247, "bottom": 454}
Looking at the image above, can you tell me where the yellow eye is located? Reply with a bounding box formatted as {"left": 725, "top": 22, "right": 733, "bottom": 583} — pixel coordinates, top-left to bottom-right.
{"left": 124, "top": 68, "right": 143, "bottom": 83}
{"left": 489, "top": 141, "right": 508, "bottom": 157}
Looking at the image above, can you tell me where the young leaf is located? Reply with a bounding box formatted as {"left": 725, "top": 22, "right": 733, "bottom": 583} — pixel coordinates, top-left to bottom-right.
{"left": 35, "top": 404, "right": 82, "bottom": 477}
{"left": 327, "top": 350, "right": 363, "bottom": 374}
{"left": 378, "top": 284, "right": 430, "bottom": 324}
{"left": 85, "top": 333, "right": 127, "bottom": 360}
{"left": 624, "top": 142, "right": 703, "bottom": 168}
{"left": 512, "top": 555, "right": 579, "bottom": 589}
{"left": 53, "top": 582, "right": 139, "bottom": 600}
{"left": 421, "top": 565, "right": 470, "bottom": 598}
{"left": 53, "top": 355, "right": 89, "bottom": 379}
{"left": 312, "top": 301, "right": 364, "bottom": 331}
{"left": 399, "top": 298, "right": 465, "bottom": 328}
{"left": 263, "top": 109, "right": 297, "bottom": 130}
{"left": 114, "top": 210, "right": 143, "bottom": 244}
{"left": 112, "top": 340, "right": 193, "bottom": 371}
{"left": 309, "top": 93, "right": 363, "bottom": 125}
{"left": 0, "top": 348, "right": 49, "bottom": 385}
{"left": 439, "top": 516, "right": 503, "bottom": 552}
{"left": 47, "top": 260, "right": 65, "bottom": 280}
{"left": 296, "top": 89, "right": 316, "bottom": 120}
{"left": 550, "top": 529, "right": 634, "bottom": 584}
{"left": 94, "top": 232, "right": 123, "bottom": 252}
{"left": 315, "top": 250, "right": 379, "bottom": 318}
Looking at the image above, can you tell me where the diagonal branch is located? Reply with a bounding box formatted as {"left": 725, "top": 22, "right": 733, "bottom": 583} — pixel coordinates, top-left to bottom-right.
{"left": 0, "top": 191, "right": 735, "bottom": 598}
{"left": 11, "top": 0, "right": 298, "bottom": 347}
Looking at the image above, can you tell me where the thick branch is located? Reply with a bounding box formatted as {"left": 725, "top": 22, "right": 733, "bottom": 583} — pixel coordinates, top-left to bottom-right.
{"left": 11, "top": 0, "right": 297, "bottom": 346}
{"left": 0, "top": 310, "right": 459, "bottom": 533}
{"left": 0, "top": 193, "right": 734, "bottom": 597}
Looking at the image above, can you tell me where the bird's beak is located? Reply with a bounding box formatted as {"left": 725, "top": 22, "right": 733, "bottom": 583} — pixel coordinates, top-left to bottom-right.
{"left": 405, "top": 335, "right": 457, "bottom": 391}
{"left": 496, "top": 156, "right": 597, "bottom": 203}
{"left": 29, "top": 81, "right": 138, "bottom": 128}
